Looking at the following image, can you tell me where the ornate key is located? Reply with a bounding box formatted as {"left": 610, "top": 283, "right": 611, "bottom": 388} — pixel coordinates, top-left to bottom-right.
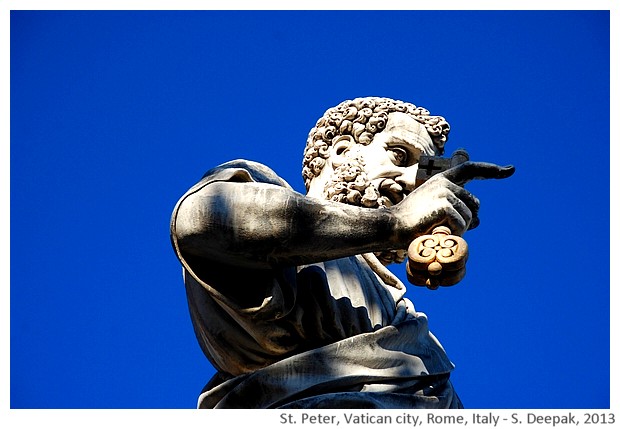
{"left": 406, "top": 149, "right": 470, "bottom": 290}
{"left": 406, "top": 226, "right": 468, "bottom": 290}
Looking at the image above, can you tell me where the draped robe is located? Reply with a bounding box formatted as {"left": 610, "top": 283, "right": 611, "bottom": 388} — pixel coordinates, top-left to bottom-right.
{"left": 170, "top": 160, "right": 462, "bottom": 409}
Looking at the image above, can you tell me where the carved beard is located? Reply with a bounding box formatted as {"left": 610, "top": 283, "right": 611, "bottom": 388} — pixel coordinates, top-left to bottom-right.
{"left": 323, "top": 156, "right": 408, "bottom": 266}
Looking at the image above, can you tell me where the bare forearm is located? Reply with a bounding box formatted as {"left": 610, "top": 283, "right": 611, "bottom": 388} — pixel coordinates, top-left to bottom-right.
{"left": 173, "top": 181, "right": 401, "bottom": 268}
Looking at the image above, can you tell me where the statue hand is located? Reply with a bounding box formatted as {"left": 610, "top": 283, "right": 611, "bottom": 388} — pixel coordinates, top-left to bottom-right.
{"left": 391, "top": 161, "right": 515, "bottom": 242}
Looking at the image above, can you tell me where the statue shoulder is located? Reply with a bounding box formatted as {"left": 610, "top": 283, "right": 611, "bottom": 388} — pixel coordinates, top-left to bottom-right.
{"left": 170, "top": 159, "right": 294, "bottom": 258}
{"left": 198, "top": 159, "right": 293, "bottom": 189}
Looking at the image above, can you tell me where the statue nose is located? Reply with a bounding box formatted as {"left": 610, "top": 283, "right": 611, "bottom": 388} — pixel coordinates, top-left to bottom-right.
{"left": 395, "top": 166, "right": 418, "bottom": 192}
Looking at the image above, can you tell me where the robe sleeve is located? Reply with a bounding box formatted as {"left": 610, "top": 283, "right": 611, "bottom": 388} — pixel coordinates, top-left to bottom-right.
{"left": 170, "top": 160, "right": 302, "bottom": 374}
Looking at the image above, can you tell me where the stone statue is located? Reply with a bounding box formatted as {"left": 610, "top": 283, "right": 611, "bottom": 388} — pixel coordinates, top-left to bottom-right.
{"left": 170, "top": 97, "right": 514, "bottom": 409}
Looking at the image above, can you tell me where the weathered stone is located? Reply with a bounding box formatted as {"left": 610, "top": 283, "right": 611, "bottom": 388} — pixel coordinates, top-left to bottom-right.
{"left": 170, "top": 96, "right": 515, "bottom": 408}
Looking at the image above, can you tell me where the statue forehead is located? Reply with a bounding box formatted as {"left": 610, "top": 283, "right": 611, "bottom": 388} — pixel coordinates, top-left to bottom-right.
{"left": 383, "top": 112, "right": 424, "bottom": 132}
{"left": 372, "top": 111, "right": 435, "bottom": 154}
{"left": 369, "top": 112, "right": 430, "bottom": 146}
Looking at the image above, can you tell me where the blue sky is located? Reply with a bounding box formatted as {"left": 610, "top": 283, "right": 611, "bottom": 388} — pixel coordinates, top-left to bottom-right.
{"left": 8, "top": 8, "right": 612, "bottom": 410}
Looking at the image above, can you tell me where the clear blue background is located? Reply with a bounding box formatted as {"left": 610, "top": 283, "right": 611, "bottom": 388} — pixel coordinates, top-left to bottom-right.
{"left": 10, "top": 10, "right": 610, "bottom": 409}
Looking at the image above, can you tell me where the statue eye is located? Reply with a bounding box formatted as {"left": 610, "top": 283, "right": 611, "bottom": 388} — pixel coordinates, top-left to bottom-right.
{"left": 388, "top": 147, "right": 408, "bottom": 166}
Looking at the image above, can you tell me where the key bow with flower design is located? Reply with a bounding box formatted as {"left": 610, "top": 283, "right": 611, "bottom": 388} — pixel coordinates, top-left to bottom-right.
{"left": 406, "top": 226, "right": 469, "bottom": 290}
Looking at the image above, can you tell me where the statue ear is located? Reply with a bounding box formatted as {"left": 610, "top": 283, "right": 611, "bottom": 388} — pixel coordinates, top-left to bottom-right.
{"left": 330, "top": 135, "right": 355, "bottom": 168}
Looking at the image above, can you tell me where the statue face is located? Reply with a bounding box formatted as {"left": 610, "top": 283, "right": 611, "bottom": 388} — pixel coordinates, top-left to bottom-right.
{"left": 308, "top": 112, "right": 437, "bottom": 207}
{"left": 354, "top": 112, "right": 436, "bottom": 205}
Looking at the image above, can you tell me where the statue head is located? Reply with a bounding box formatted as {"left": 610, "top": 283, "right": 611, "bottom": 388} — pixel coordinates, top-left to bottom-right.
{"left": 302, "top": 97, "right": 451, "bottom": 265}
{"left": 303, "top": 96, "right": 450, "bottom": 200}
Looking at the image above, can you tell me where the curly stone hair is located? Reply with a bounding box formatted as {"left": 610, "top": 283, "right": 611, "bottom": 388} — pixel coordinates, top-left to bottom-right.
{"left": 302, "top": 97, "right": 450, "bottom": 190}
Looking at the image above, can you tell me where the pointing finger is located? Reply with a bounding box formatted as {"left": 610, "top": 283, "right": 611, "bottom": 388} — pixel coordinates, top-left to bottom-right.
{"left": 441, "top": 161, "right": 515, "bottom": 186}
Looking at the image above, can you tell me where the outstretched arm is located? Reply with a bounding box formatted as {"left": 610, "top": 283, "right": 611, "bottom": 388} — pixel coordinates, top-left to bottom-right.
{"left": 173, "top": 162, "right": 514, "bottom": 269}
{"left": 174, "top": 180, "right": 400, "bottom": 269}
